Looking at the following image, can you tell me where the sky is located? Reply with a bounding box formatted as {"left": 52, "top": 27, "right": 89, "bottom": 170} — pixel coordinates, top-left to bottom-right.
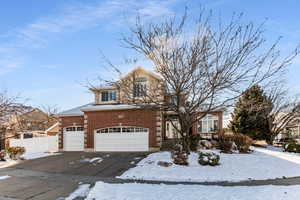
{"left": 0, "top": 0, "right": 300, "bottom": 112}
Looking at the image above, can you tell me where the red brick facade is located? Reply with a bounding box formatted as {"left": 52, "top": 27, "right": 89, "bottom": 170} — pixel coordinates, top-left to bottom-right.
{"left": 85, "top": 109, "right": 158, "bottom": 149}
{"left": 59, "top": 109, "right": 159, "bottom": 150}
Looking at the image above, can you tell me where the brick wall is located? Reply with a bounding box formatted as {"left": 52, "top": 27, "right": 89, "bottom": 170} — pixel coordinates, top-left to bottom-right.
{"left": 85, "top": 109, "right": 158, "bottom": 149}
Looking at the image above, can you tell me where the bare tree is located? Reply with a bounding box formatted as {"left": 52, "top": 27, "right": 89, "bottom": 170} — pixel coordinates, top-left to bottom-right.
{"left": 265, "top": 86, "right": 300, "bottom": 143}
{"left": 0, "top": 91, "right": 28, "bottom": 149}
{"left": 93, "top": 10, "right": 299, "bottom": 153}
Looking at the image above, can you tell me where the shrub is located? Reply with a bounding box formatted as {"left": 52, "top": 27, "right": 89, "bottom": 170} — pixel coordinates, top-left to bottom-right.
{"left": 198, "top": 151, "right": 220, "bottom": 166}
{"left": 6, "top": 146, "right": 25, "bottom": 160}
{"left": 0, "top": 150, "right": 6, "bottom": 161}
{"left": 283, "top": 142, "right": 300, "bottom": 153}
{"left": 171, "top": 145, "right": 189, "bottom": 166}
{"left": 218, "top": 135, "right": 234, "bottom": 153}
{"left": 190, "top": 134, "right": 200, "bottom": 151}
{"left": 232, "top": 134, "right": 253, "bottom": 153}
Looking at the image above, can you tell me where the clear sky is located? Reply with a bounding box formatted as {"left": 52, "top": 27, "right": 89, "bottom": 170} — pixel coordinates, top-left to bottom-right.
{"left": 0, "top": 0, "right": 300, "bottom": 111}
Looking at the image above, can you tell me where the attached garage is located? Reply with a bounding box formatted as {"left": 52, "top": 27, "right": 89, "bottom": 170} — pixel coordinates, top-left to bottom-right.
{"left": 64, "top": 126, "right": 84, "bottom": 151}
{"left": 94, "top": 126, "right": 149, "bottom": 152}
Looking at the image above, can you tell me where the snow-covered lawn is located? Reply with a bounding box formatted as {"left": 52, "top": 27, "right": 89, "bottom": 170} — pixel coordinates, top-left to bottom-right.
{"left": 0, "top": 152, "right": 60, "bottom": 168}
{"left": 85, "top": 182, "right": 300, "bottom": 200}
{"left": 119, "top": 147, "right": 300, "bottom": 182}
{"left": 64, "top": 184, "right": 90, "bottom": 200}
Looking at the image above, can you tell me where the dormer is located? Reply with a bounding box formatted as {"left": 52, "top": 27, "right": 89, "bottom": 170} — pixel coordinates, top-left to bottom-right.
{"left": 90, "top": 87, "right": 118, "bottom": 105}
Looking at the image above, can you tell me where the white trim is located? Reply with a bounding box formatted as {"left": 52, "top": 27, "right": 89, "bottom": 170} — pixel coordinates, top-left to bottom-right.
{"left": 45, "top": 122, "right": 59, "bottom": 133}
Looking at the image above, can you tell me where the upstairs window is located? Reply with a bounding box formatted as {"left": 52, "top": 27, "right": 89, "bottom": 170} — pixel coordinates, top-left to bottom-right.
{"left": 101, "top": 90, "right": 117, "bottom": 102}
{"left": 133, "top": 77, "right": 147, "bottom": 97}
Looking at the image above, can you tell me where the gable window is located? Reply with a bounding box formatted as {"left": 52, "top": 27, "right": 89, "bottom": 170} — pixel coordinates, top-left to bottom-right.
{"left": 197, "top": 114, "right": 219, "bottom": 133}
{"left": 133, "top": 77, "right": 147, "bottom": 97}
{"left": 101, "top": 90, "right": 117, "bottom": 102}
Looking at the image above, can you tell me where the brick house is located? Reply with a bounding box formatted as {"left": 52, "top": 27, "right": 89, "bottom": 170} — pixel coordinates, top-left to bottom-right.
{"left": 58, "top": 67, "right": 223, "bottom": 152}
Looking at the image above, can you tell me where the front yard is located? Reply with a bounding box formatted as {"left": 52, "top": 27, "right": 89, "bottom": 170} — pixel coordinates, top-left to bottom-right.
{"left": 119, "top": 147, "right": 300, "bottom": 182}
{"left": 85, "top": 182, "right": 300, "bottom": 200}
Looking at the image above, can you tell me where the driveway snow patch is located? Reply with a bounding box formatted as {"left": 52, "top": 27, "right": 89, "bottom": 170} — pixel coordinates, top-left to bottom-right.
{"left": 0, "top": 175, "right": 10, "bottom": 180}
{"left": 65, "top": 184, "right": 90, "bottom": 200}
{"left": 86, "top": 182, "right": 300, "bottom": 200}
{"left": 119, "top": 148, "right": 300, "bottom": 182}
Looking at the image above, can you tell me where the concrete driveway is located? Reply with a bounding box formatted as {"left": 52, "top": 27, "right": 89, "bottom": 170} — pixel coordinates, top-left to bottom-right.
{"left": 0, "top": 152, "right": 148, "bottom": 200}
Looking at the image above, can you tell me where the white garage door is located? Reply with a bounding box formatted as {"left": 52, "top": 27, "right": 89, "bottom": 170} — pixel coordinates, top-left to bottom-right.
{"left": 64, "top": 126, "right": 84, "bottom": 151}
{"left": 94, "top": 126, "right": 149, "bottom": 152}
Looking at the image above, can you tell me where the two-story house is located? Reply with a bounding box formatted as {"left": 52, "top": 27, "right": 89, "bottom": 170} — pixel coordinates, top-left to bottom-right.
{"left": 58, "top": 67, "right": 223, "bottom": 152}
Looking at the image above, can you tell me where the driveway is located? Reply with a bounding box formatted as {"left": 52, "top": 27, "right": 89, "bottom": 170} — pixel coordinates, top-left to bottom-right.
{"left": 0, "top": 152, "right": 148, "bottom": 200}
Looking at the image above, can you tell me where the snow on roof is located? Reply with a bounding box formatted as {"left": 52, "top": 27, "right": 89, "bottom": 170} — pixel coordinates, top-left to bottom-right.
{"left": 57, "top": 103, "right": 92, "bottom": 116}
{"left": 58, "top": 103, "right": 141, "bottom": 116}
{"left": 81, "top": 104, "right": 140, "bottom": 112}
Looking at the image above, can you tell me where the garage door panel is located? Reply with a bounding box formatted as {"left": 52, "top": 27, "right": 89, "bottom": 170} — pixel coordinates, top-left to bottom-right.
{"left": 64, "top": 130, "right": 84, "bottom": 151}
{"left": 95, "top": 131, "right": 149, "bottom": 152}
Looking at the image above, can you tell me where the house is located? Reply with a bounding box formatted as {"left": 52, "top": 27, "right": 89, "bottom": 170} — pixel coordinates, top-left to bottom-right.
{"left": 0, "top": 108, "right": 58, "bottom": 150}
{"left": 58, "top": 67, "right": 223, "bottom": 152}
{"left": 276, "top": 114, "right": 300, "bottom": 142}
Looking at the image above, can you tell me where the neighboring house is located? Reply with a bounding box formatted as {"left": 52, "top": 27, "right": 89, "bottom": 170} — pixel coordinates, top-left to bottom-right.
{"left": 0, "top": 108, "right": 58, "bottom": 150}
{"left": 276, "top": 115, "right": 300, "bottom": 141}
{"left": 58, "top": 67, "right": 223, "bottom": 152}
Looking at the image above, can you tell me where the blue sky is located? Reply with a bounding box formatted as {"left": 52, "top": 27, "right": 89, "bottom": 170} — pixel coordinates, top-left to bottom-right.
{"left": 0, "top": 0, "right": 300, "bottom": 111}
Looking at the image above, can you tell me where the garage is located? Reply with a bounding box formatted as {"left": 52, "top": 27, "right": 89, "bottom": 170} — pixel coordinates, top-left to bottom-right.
{"left": 64, "top": 126, "right": 84, "bottom": 151}
{"left": 94, "top": 126, "right": 149, "bottom": 152}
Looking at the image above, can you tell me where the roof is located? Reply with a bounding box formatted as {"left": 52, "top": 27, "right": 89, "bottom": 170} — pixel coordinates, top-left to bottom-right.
{"left": 58, "top": 103, "right": 141, "bottom": 116}
{"left": 81, "top": 104, "right": 140, "bottom": 112}
{"left": 57, "top": 103, "right": 92, "bottom": 117}
{"left": 45, "top": 122, "right": 59, "bottom": 133}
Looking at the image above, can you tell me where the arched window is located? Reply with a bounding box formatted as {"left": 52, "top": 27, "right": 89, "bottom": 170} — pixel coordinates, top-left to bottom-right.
{"left": 96, "top": 126, "right": 148, "bottom": 133}
{"left": 197, "top": 114, "right": 219, "bottom": 133}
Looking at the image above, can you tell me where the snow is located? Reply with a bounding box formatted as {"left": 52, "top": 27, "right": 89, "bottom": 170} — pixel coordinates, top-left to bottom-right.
{"left": 21, "top": 152, "right": 61, "bottom": 160}
{"left": 65, "top": 184, "right": 90, "bottom": 200}
{"left": 0, "top": 175, "right": 10, "bottom": 180}
{"left": 81, "top": 104, "right": 140, "bottom": 112}
{"left": 119, "top": 148, "right": 300, "bottom": 182}
{"left": 79, "top": 157, "right": 103, "bottom": 163}
{"left": 86, "top": 182, "right": 300, "bottom": 200}
{"left": 0, "top": 152, "right": 60, "bottom": 168}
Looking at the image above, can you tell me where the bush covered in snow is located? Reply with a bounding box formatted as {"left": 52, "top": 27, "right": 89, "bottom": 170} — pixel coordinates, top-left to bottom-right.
{"left": 198, "top": 151, "right": 220, "bottom": 166}
{"left": 6, "top": 146, "right": 25, "bottom": 160}
{"left": 171, "top": 144, "right": 189, "bottom": 165}
{"left": 284, "top": 142, "right": 300, "bottom": 153}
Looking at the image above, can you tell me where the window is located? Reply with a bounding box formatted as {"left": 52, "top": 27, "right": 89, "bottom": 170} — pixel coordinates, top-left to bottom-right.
{"left": 171, "top": 96, "right": 177, "bottom": 104}
{"left": 197, "top": 114, "right": 219, "bottom": 133}
{"left": 66, "top": 126, "right": 84, "bottom": 132}
{"left": 101, "top": 90, "right": 117, "bottom": 102}
{"left": 96, "top": 126, "right": 148, "bottom": 133}
{"left": 133, "top": 77, "right": 147, "bottom": 97}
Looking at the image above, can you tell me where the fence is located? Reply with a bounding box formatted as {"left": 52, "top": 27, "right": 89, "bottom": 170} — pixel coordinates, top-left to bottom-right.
{"left": 9, "top": 136, "right": 58, "bottom": 153}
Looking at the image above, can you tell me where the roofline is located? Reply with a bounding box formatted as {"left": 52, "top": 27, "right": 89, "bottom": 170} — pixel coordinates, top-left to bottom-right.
{"left": 57, "top": 113, "right": 84, "bottom": 117}
{"left": 81, "top": 105, "right": 140, "bottom": 112}
{"left": 45, "top": 122, "right": 59, "bottom": 133}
